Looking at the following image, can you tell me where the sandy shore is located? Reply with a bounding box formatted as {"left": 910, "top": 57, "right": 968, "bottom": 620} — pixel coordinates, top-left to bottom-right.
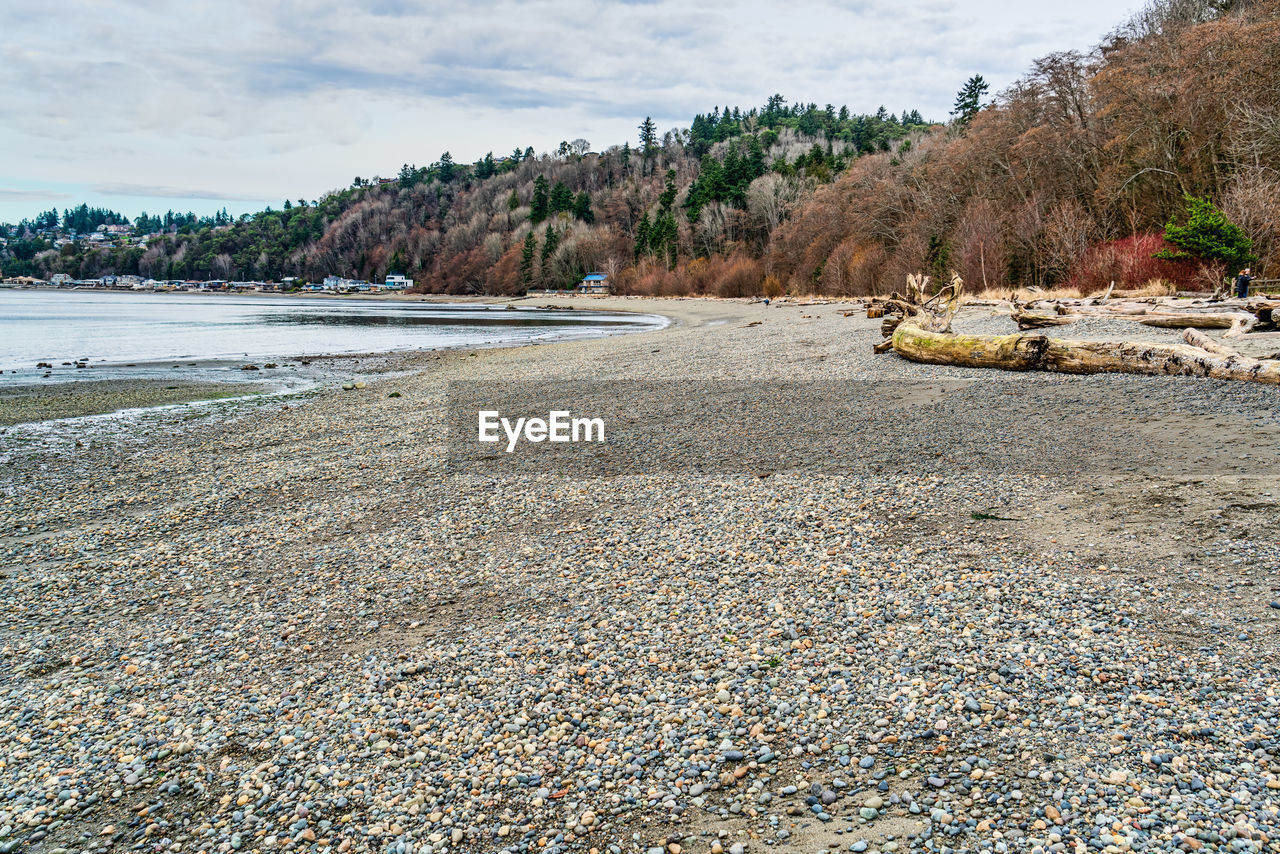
{"left": 1, "top": 298, "right": 1278, "bottom": 854}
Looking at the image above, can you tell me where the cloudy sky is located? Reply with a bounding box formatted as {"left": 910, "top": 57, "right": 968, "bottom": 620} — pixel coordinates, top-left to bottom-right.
{"left": 0, "top": 0, "right": 1141, "bottom": 224}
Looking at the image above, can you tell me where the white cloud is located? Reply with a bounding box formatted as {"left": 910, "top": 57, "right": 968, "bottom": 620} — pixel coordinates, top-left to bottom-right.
{"left": 0, "top": 0, "right": 1142, "bottom": 221}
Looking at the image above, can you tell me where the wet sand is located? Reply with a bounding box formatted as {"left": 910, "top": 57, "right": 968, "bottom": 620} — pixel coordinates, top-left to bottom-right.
{"left": 0, "top": 379, "right": 265, "bottom": 426}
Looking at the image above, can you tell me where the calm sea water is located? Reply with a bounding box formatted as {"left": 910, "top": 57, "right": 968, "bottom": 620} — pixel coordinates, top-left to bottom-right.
{"left": 0, "top": 289, "right": 664, "bottom": 385}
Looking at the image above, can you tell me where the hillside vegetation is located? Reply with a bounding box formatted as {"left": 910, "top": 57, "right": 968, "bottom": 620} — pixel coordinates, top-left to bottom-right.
{"left": 5, "top": 0, "right": 1277, "bottom": 297}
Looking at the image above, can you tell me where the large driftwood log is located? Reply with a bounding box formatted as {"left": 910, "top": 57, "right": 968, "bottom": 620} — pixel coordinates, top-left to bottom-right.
{"left": 1182, "top": 328, "right": 1239, "bottom": 357}
{"left": 874, "top": 273, "right": 1280, "bottom": 385}
{"left": 891, "top": 324, "right": 1280, "bottom": 383}
{"left": 1137, "top": 312, "right": 1257, "bottom": 336}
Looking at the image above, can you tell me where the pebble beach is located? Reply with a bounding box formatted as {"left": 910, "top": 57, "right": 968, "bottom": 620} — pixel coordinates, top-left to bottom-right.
{"left": 1, "top": 297, "right": 1279, "bottom": 854}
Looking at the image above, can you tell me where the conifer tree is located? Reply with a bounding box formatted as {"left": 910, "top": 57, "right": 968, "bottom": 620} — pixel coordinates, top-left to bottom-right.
{"left": 437, "top": 152, "right": 455, "bottom": 182}
{"left": 550, "top": 181, "right": 574, "bottom": 214}
{"left": 639, "top": 117, "right": 658, "bottom": 171}
{"left": 634, "top": 213, "right": 652, "bottom": 260}
{"left": 520, "top": 231, "right": 537, "bottom": 290}
{"left": 1157, "top": 195, "right": 1255, "bottom": 273}
{"left": 530, "top": 176, "right": 550, "bottom": 223}
{"left": 952, "top": 75, "right": 989, "bottom": 126}
{"left": 540, "top": 224, "right": 560, "bottom": 283}
{"left": 572, "top": 191, "right": 593, "bottom": 223}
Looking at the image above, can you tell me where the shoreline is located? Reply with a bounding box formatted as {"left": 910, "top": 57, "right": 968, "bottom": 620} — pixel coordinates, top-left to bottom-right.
{"left": 0, "top": 377, "right": 270, "bottom": 427}
{"left": 1, "top": 298, "right": 1278, "bottom": 853}
{"left": 0, "top": 296, "right": 674, "bottom": 425}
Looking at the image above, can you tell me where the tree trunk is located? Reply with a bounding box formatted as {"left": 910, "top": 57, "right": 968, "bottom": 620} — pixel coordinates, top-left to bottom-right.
{"left": 891, "top": 321, "right": 1280, "bottom": 384}
{"left": 1012, "top": 304, "right": 1078, "bottom": 329}
{"left": 1137, "top": 312, "right": 1256, "bottom": 334}
{"left": 875, "top": 273, "right": 1280, "bottom": 385}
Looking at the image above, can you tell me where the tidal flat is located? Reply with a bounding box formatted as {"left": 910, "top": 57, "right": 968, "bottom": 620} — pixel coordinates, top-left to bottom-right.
{"left": 0, "top": 379, "right": 262, "bottom": 427}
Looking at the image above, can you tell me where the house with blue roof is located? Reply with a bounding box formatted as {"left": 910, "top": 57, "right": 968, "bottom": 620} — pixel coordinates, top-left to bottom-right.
{"left": 577, "top": 272, "right": 610, "bottom": 294}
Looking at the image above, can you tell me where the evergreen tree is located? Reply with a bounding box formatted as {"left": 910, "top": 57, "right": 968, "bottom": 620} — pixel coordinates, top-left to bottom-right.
{"left": 659, "top": 169, "right": 678, "bottom": 213}
{"left": 652, "top": 212, "right": 678, "bottom": 269}
{"left": 952, "top": 75, "right": 989, "bottom": 126}
{"left": 530, "top": 176, "right": 550, "bottom": 223}
{"left": 437, "top": 151, "right": 456, "bottom": 182}
{"left": 1157, "top": 195, "right": 1256, "bottom": 273}
{"left": 540, "top": 224, "right": 560, "bottom": 285}
{"left": 549, "top": 181, "right": 574, "bottom": 214}
{"left": 634, "top": 213, "right": 652, "bottom": 260}
{"left": 507, "top": 190, "right": 520, "bottom": 211}
{"left": 520, "top": 231, "right": 538, "bottom": 290}
{"left": 572, "top": 191, "right": 593, "bottom": 223}
{"left": 639, "top": 117, "right": 658, "bottom": 167}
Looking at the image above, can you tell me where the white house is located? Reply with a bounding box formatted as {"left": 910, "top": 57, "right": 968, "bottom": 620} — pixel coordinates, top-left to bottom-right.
{"left": 384, "top": 274, "right": 412, "bottom": 290}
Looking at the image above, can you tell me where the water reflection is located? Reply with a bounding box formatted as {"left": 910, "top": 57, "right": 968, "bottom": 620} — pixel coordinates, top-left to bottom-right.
{"left": 255, "top": 311, "right": 638, "bottom": 329}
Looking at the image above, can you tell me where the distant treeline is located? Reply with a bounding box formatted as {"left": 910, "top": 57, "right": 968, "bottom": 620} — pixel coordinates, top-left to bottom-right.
{"left": 6, "top": 1, "right": 1278, "bottom": 297}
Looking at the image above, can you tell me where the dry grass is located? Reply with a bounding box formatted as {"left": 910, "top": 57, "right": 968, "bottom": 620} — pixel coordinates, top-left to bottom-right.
{"left": 967, "top": 285, "right": 1085, "bottom": 303}
{"left": 1118, "top": 279, "right": 1179, "bottom": 297}
{"left": 965, "top": 279, "right": 1178, "bottom": 303}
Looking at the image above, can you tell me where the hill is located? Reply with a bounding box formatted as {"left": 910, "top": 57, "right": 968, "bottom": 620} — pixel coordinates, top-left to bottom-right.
{"left": 4, "top": 0, "right": 1278, "bottom": 296}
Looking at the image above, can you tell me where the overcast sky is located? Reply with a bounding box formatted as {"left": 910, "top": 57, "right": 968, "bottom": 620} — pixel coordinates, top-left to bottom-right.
{"left": 0, "top": 0, "right": 1141, "bottom": 224}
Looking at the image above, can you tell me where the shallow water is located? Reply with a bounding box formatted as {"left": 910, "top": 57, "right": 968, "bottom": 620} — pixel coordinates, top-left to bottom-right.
{"left": 0, "top": 289, "right": 663, "bottom": 386}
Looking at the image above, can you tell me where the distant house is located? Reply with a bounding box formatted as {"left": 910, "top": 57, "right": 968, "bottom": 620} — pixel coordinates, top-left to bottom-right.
{"left": 323, "top": 274, "right": 373, "bottom": 291}
{"left": 577, "top": 272, "right": 610, "bottom": 294}
{"left": 384, "top": 273, "right": 412, "bottom": 290}
{"left": 50, "top": 273, "right": 72, "bottom": 286}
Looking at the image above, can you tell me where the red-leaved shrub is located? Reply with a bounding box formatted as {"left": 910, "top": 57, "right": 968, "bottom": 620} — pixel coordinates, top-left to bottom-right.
{"left": 1067, "top": 233, "right": 1201, "bottom": 292}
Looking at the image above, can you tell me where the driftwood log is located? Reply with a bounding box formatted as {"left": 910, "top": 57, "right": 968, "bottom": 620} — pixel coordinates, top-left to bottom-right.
{"left": 1012, "top": 303, "right": 1078, "bottom": 330}
{"left": 1030, "top": 296, "right": 1280, "bottom": 333}
{"left": 1137, "top": 312, "right": 1257, "bottom": 335}
{"left": 875, "top": 274, "right": 1280, "bottom": 385}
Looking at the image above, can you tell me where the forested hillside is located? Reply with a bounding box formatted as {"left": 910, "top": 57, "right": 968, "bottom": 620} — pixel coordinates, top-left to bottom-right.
{"left": 1, "top": 100, "right": 929, "bottom": 292}
{"left": 5, "top": 0, "right": 1277, "bottom": 296}
{"left": 765, "top": 0, "right": 1280, "bottom": 296}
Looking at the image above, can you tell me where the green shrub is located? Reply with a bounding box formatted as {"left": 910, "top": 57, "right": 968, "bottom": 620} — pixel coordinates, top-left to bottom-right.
{"left": 1156, "top": 195, "right": 1255, "bottom": 274}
